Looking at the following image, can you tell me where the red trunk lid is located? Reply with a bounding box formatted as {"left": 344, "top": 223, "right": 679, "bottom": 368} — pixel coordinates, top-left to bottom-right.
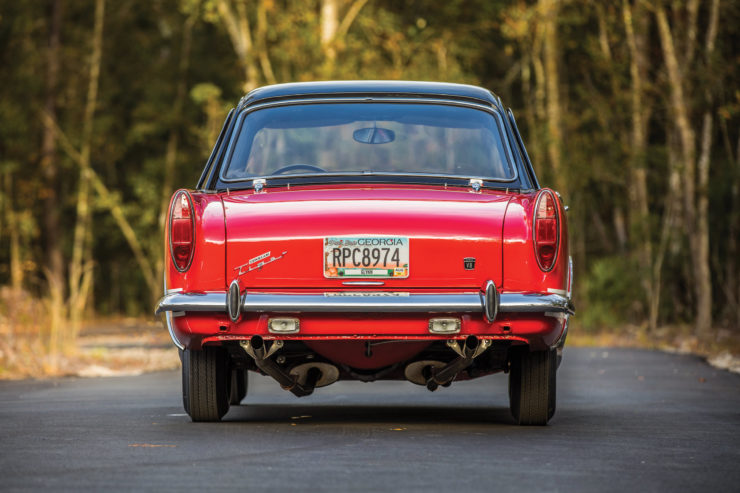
{"left": 221, "top": 185, "right": 511, "bottom": 290}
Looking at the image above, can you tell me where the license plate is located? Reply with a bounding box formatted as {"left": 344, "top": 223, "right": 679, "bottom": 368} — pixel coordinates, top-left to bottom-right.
{"left": 323, "top": 237, "right": 409, "bottom": 278}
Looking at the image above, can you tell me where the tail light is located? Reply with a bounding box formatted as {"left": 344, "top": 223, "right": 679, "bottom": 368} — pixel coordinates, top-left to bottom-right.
{"left": 534, "top": 190, "right": 559, "bottom": 271}
{"left": 170, "top": 191, "right": 195, "bottom": 272}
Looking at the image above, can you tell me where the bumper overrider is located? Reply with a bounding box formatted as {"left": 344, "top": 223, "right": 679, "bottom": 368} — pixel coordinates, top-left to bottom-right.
{"left": 156, "top": 281, "right": 574, "bottom": 346}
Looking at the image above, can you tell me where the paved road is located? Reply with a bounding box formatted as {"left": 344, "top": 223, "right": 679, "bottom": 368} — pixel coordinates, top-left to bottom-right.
{"left": 1, "top": 348, "right": 739, "bottom": 492}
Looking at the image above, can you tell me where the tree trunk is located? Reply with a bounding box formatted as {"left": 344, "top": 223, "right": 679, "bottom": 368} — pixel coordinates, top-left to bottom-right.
{"left": 41, "top": 0, "right": 64, "bottom": 293}
{"left": 41, "top": 0, "right": 65, "bottom": 359}
{"left": 320, "top": 0, "right": 338, "bottom": 76}
{"left": 256, "top": 0, "right": 276, "bottom": 85}
{"left": 69, "top": 0, "right": 105, "bottom": 346}
{"left": 539, "top": 0, "right": 566, "bottom": 195}
{"left": 320, "top": 0, "right": 368, "bottom": 79}
{"left": 158, "top": 15, "right": 195, "bottom": 297}
{"left": 718, "top": 103, "right": 739, "bottom": 328}
{"left": 655, "top": 4, "right": 711, "bottom": 334}
{"left": 42, "top": 112, "right": 161, "bottom": 304}
{"left": 3, "top": 173, "right": 23, "bottom": 292}
{"left": 216, "top": 0, "right": 259, "bottom": 91}
{"left": 735, "top": 134, "right": 740, "bottom": 328}
{"left": 651, "top": 132, "right": 683, "bottom": 331}
{"left": 694, "top": 0, "right": 720, "bottom": 335}
{"left": 623, "top": 0, "right": 654, "bottom": 328}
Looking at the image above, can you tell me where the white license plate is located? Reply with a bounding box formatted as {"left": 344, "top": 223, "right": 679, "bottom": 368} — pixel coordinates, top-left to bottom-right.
{"left": 323, "top": 237, "right": 409, "bottom": 278}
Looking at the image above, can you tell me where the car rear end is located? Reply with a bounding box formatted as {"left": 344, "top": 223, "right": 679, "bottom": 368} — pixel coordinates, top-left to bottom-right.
{"left": 156, "top": 82, "right": 573, "bottom": 424}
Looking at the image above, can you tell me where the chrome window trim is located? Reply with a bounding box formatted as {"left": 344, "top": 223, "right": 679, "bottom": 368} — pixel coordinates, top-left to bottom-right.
{"left": 217, "top": 97, "right": 520, "bottom": 186}
{"left": 197, "top": 108, "right": 234, "bottom": 190}
{"left": 506, "top": 108, "right": 539, "bottom": 190}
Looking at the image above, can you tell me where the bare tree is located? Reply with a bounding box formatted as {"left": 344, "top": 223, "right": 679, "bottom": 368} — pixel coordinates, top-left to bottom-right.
{"left": 68, "top": 0, "right": 105, "bottom": 346}
{"left": 654, "top": 1, "right": 718, "bottom": 334}
{"left": 40, "top": 0, "right": 66, "bottom": 357}
{"left": 42, "top": 113, "right": 160, "bottom": 307}
{"left": 158, "top": 14, "right": 196, "bottom": 288}
{"left": 320, "top": 0, "right": 369, "bottom": 78}
{"left": 623, "top": 0, "right": 656, "bottom": 328}
{"left": 215, "top": 0, "right": 260, "bottom": 91}
{"left": 695, "top": 0, "right": 720, "bottom": 332}
{"left": 539, "top": 0, "right": 566, "bottom": 196}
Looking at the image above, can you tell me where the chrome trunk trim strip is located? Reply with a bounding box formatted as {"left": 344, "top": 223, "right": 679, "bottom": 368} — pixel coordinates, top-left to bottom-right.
{"left": 243, "top": 292, "right": 483, "bottom": 313}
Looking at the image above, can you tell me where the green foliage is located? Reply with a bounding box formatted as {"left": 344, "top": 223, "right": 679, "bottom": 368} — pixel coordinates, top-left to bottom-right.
{"left": 0, "top": 0, "right": 737, "bottom": 333}
{"left": 580, "top": 256, "right": 643, "bottom": 332}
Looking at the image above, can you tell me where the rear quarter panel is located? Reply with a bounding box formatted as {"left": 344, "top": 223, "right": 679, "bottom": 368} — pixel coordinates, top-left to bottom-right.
{"left": 164, "top": 190, "right": 227, "bottom": 293}
{"left": 502, "top": 189, "right": 569, "bottom": 294}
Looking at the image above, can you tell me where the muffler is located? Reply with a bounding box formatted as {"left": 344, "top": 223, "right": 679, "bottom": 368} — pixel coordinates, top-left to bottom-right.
{"left": 290, "top": 362, "right": 339, "bottom": 388}
{"left": 424, "top": 336, "right": 491, "bottom": 391}
{"left": 241, "top": 336, "right": 323, "bottom": 397}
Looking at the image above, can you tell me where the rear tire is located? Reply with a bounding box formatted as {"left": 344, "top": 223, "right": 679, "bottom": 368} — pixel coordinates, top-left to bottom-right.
{"left": 229, "top": 369, "right": 248, "bottom": 405}
{"left": 181, "top": 347, "right": 230, "bottom": 422}
{"left": 509, "top": 347, "right": 557, "bottom": 425}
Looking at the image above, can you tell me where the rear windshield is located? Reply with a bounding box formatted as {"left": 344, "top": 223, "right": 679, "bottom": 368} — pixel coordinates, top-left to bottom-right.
{"left": 221, "top": 102, "right": 515, "bottom": 181}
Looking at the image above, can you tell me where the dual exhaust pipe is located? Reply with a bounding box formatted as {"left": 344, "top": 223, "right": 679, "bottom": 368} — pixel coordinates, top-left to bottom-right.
{"left": 424, "top": 336, "right": 490, "bottom": 391}
{"left": 241, "top": 336, "right": 321, "bottom": 397}
{"left": 243, "top": 334, "right": 490, "bottom": 395}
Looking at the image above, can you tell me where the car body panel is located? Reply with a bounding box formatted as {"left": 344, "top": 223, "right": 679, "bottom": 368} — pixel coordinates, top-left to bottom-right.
{"left": 158, "top": 81, "right": 572, "bottom": 393}
{"left": 222, "top": 185, "right": 509, "bottom": 290}
{"left": 165, "top": 191, "right": 226, "bottom": 294}
{"left": 501, "top": 190, "right": 569, "bottom": 293}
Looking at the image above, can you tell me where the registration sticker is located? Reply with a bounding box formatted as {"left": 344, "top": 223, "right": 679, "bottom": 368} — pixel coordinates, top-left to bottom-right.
{"left": 323, "top": 237, "right": 409, "bottom": 278}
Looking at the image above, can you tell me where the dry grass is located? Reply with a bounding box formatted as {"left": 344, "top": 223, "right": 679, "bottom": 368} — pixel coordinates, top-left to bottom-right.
{"left": 0, "top": 288, "right": 178, "bottom": 380}
{"left": 75, "top": 318, "right": 179, "bottom": 377}
{"left": 2, "top": 288, "right": 738, "bottom": 379}
{"left": 569, "top": 322, "right": 740, "bottom": 373}
{"left": 0, "top": 287, "right": 52, "bottom": 378}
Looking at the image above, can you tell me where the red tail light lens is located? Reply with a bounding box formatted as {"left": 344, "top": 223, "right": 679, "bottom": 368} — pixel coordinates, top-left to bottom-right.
{"left": 534, "top": 190, "right": 559, "bottom": 271}
{"left": 170, "top": 191, "right": 194, "bottom": 272}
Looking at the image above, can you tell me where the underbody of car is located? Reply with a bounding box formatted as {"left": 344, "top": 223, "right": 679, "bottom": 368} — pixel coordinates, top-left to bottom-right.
{"left": 156, "top": 81, "right": 574, "bottom": 425}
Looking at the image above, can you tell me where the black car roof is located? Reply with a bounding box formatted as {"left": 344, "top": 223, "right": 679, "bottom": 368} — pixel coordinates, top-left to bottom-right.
{"left": 239, "top": 81, "right": 501, "bottom": 109}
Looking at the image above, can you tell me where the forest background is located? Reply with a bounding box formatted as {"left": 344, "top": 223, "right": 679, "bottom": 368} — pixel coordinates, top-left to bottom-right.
{"left": 1, "top": 0, "right": 738, "bottom": 376}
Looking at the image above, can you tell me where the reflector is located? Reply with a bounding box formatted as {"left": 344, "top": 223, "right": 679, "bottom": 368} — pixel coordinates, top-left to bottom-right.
{"left": 428, "top": 318, "right": 461, "bottom": 334}
{"left": 268, "top": 318, "right": 300, "bottom": 334}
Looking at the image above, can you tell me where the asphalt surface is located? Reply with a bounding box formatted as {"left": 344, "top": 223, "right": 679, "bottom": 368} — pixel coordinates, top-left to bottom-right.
{"left": 1, "top": 347, "right": 739, "bottom": 492}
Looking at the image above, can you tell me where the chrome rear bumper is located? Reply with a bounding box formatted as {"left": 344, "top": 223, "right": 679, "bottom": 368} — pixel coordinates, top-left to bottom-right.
{"left": 155, "top": 290, "right": 575, "bottom": 318}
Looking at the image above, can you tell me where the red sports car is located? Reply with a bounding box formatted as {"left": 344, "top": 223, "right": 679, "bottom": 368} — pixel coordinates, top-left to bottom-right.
{"left": 156, "top": 81, "right": 573, "bottom": 425}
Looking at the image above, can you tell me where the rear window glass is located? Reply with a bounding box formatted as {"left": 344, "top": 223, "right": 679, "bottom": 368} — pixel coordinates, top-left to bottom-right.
{"left": 222, "top": 103, "right": 514, "bottom": 181}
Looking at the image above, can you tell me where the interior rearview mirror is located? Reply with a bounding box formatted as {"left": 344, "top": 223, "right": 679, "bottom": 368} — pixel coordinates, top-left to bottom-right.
{"left": 353, "top": 127, "right": 395, "bottom": 144}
